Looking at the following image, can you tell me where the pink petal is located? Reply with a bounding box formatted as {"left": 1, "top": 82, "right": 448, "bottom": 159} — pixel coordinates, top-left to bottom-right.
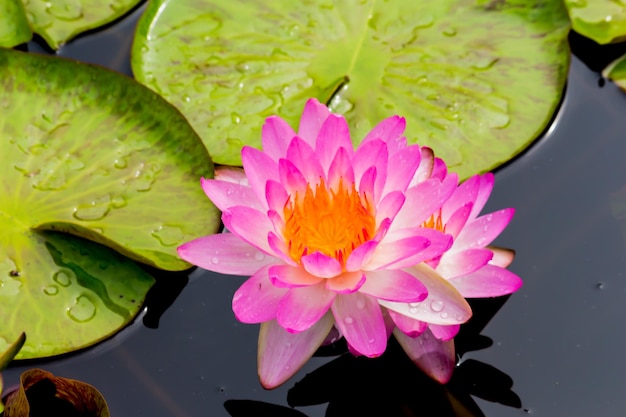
{"left": 470, "top": 173, "right": 495, "bottom": 220}
{"left": 361, "top": 115, "right": 406, "bottom": 145}
{"left": 267, "top": 231, "right": 296, "bottom": 265}
{"left": 301, "top": 252, "right": 342, "bottom": 278}
{"left": 452, "top": 208, "right": 515, "bottom": 252}
{"left": 489, "top": 246, "right": 515, "bottom": 268}
{"left": 232, "top": 265, "right": 288, "bottom": 323}
{"left": 358, "top": 166, "right": 377, "bottom": 203}
{"left": 315, "top": 114, "right": 353, "bottom": 172}
{"left": 380, "top": 263, "right": 472, "bottom": 325}
{"left": 222, "top": 206, "right": 273, "bottom": 254}
{"left": 360, "top": 269, "right": 427, "bottom": 302}
{"left": 375, "top": 191, "right": 406, "bottom": 226}
{"left": 353, "top": 139, "right": 388, "bottom": 201}
{"left": 262, "top": 115, "right": 296, "bottom": 160}
{"left": 278, "top": 158, "right": 308, "bottom": 195}
{"left": 258, "top": 313, "right": 334, "bottom": 389}
{"left": 286, "top": 137, "right": 325, "bottom": 186}
{"left": 242, "top": 146, "right": 279, "bottom": 203}
{"left": 269, "top": 265, "right": 323, "bottom": 288}
{"left": 388, "top": 309, "right": 427, "bottom": 337}
{"left": 430, "top": 156, "right": 448, "bottom": 180}
{"left": 365, "top": 235, "right": 431, "bottom": 270}
{"left": 381, "top": 228, "right": 452, "bottom": 269}
{"left": 429, "top": 324, "right": 460, "bottom": 341}
{"left": 381, "top": 145, "right": 421, "bottom": 195}
{"left": 214, "top": 166, "right": 248, "bottom": 185}
{"left": 201, "top": 178, "right": 263, "bottom": 212}
{"left": 178, "top": 233, "right": 274, "bottom": 275}
{"left": 267, "top": 210, "right": 285, "bottom": 235}
{"left": 277, "top": 284, "right": 336, "bottom": 333}
{"left": 265, "top": 180, "right": 289, "bottom": 214}
{"left": 325, "top": 271, "right": 366, "bottom": 293}
{"left": 394, "top": 328, "right": 456, "bottom": 384}
{"left": 448, "top": 264, "right": 522, "bottom": 298}
{"left": 410, "top": 147, "right": 434, "bottom": 186}
{"left": 327, "top": 147, "right": 355, "bottom": 191}
{"left": 441, "top": 175, "right": 480, "bottom": 224}
{"left": 437, "top": 248, "right": 494, "bottom": 279}
{"left": 390, "top": 175, "right": 458, "bottom": 233}
{"left": 345, "top": 240, "right": 378, "bottom": 271}
{"left": 444, "top": 202, "right": 473, "bottom": 239}
{"left": 298, "top": 98, "right": 331, "bottom": 147}
{"left": 332, "top": 293, "right": 387, "bottom": 357}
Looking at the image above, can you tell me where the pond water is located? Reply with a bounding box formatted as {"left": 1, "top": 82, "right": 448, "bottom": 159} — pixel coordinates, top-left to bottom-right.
{"left": 6, "top": 4, "right": 626, "bottom": 417}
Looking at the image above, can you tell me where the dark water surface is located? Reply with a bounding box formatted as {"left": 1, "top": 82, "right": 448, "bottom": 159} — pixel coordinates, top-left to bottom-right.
{"left": 7, "top": 4, "right": 626, "bottom": 417}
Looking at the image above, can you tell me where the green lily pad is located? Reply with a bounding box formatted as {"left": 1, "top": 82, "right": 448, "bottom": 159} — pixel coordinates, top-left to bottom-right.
{"left": 132, "top": 0, "right": 570, "bottom": 179}
{"left": 603, "top": 53, "right": 626, "bottom": 90}
{"left": 22, "top": 0, "right": 143, "bottom": 50}
{"left": 1, "top": 231, "right": 154, "bottom": 359}
{"left": 3, "top": 368, "right": 110, "bottom": 416}
{"left": 565, "top": 0, "right": 626, "bottom": 45}
{"left": 0, "top": 1, "right": 32, "bottom": 48}
{"left": 0, "top": 48, "right": 220, "bottom": 272}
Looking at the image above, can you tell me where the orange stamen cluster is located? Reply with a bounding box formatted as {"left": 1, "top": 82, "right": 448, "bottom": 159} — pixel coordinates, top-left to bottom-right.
{"left": 283, "top": 179, "right": 376, "bottom": 267}
{"left": 422, "top": 208, "right": 445, "bottom": 232}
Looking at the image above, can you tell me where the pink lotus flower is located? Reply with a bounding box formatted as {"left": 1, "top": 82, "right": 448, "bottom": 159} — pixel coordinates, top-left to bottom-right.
{"left": 382, "top": 166, "right": 522, "bottom": 383}
{"left": 178, "top": 98, "right": 519, "bottom": 388}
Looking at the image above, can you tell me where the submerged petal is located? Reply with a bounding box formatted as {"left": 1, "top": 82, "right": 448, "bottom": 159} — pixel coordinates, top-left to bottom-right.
{"left": 394, "top": 328, "right": 456, "bottom": 384}
{"left": 258, "top": 313, "right": 334, "bottom": 389}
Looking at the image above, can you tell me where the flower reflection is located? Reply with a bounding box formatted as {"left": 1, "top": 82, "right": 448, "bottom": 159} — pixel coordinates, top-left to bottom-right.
{"left": 178, "top": 98, "right": 521, "bottom": 388}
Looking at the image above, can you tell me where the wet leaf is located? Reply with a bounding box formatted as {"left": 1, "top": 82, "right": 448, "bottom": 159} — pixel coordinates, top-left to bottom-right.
{"left": 0, "top": 1, "right": 32, "bottom": 48}
{"left": 3, "top": 368, "right": 109, "bottom": 417}
{"left": 565, "top": 0, "right": 626, "bottom": 45}
{"left": 132, "top": 0, "right": 570, "bottom": 179}
{"left": 0, "top": 48, "right": 220, "bottom": 272}
{"left": 0, "top": 231, "right": 154, "bottom": 359}
{"left": 603, "top": 53, "right": 626, "bottom": 90}
{"left": 21, "top": 0, "right": 143, "bottom": 50}
{"left": 0, "top": 333, "right": 26, "bottom": 413}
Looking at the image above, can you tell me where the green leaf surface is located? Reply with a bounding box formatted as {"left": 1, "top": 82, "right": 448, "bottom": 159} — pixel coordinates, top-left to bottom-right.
{"left": 4, "top": 368, "right": 109, "bottom": 416}
{"left": 132, "top": 0, "right": 570, "bottom": 179}
{"left": 0, "top": 333, "right": 26, "bottom": 412}
{"left": 603, "top": 53, "right": 626, "bottom": 90}
{"left": 0, "top": 231, "right": 154, "bottom": 359}
{"left": 0, "top": 1, "right": 32, "bottom": 48}
{"left": 565, "top": 0, "right": 626, "bottom": 44}
{"left": 1, "top": 48, "right": 220, "bottom": 272}
{"left": 21, "top": 0, "right": 143, "bottom": 50}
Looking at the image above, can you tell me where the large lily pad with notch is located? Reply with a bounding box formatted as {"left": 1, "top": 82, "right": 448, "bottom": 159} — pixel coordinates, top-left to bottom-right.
{"left": 0, "top": 48, "right": 220, "bottom": 272}
{"left": 565, "top": 0, "right": 626, "bottom": 45}
{"left": 0, "top": 1, "right": 32, "bottom": 48}
{"left": 19, "top": 0, "right": 143, "bottom": 50}
{"left": 0, "top": 231, "right": 154, "bottom": 359}
{"left": 132, "top": 0, "right": 570, "bottom": 179}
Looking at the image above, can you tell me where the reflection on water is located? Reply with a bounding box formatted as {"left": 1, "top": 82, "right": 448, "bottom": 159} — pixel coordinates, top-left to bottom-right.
{"left": 7, "top": 7, "right": 626, "bottom": 417}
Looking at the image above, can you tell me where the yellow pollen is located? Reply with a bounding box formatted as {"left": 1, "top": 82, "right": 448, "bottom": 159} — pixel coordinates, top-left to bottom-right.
{"left": 422, "top": 208, "right": 445, "bottom": 232}
{"left": 283, "top": 179, "right": 376, "bottom": 266}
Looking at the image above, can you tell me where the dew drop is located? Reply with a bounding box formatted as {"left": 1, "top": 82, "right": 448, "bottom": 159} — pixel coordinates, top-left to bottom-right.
{"left": 67, "top": 294, "right": 96, "bottom": 322}
{"left": 211, "top": 257, "right": 219, "bottom": 265}
{"left": 440, "top": 312, "right": 449, "bottom": 319}
{"left": 53, "top": 270, "right": 72, "bottom": 287}
{"left": 442, "top": 27, "right": 457, "bottom": 37}
{"left": 44, "top": 285, "right": 59, "bottom": 296}
{"left": 111, "top": 195, "right": 127, "bottom": 208}
{"left": 356, "top": 298, "right": 366, "bottom": 309}
{"left": 430, "top": 299, "right": 444, "bottom": 312}
{"left": 409, "top": 302, "right": 420, "bottom": 307}
{"left": 596, "top": 282, "right": 605, "bottom": 290}
{"left": 231, "top": 113, "right": 241, "bottom": 124}
{"left": 254, "top": 252, "right": 264, "bottom": 261}
{"left": 344, "top": 316, "right": 354, "bottom": 325}
{"left": 409, "top": 307, "right": 418, "bottom": 314}
{"left": 73, "top": 195, "right": 111, "bottom": 221}
{"left": 47, "top": 1, "right": 83, "bottom": 20}
{"left": 151, "top": 225, "right": 185, "bottom": 246}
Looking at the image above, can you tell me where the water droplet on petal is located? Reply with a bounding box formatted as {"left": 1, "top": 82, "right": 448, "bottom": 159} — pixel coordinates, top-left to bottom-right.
{"left": 430, "top": 299, "right": 444, "bottom": 312}
{"left": 344, "top": 316, "right": 354, "bottom": 324}
{"left": 254, "top": 252, "right": 265, "bottom": 261}
{"left": 440, "top": 312, "right": 449, "bottom": 319}
{"left": 211, "top": 257, "right": 219, "bottom": 264}
{"left": 356, "top": 298, "right": 366, "bottom": 309}
{"left": 409, "top": 307, "right": 418, "bottom": 314}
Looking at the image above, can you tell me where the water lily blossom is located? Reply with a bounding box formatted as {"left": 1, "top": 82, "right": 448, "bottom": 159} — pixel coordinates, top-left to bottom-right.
{"left": 178, "top": 98, "right": 519, "bottom": 388}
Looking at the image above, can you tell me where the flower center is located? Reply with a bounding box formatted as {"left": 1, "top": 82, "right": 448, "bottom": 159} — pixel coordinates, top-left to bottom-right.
{"left": 283, "top": 179, "right": 375, "bottom": 266}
